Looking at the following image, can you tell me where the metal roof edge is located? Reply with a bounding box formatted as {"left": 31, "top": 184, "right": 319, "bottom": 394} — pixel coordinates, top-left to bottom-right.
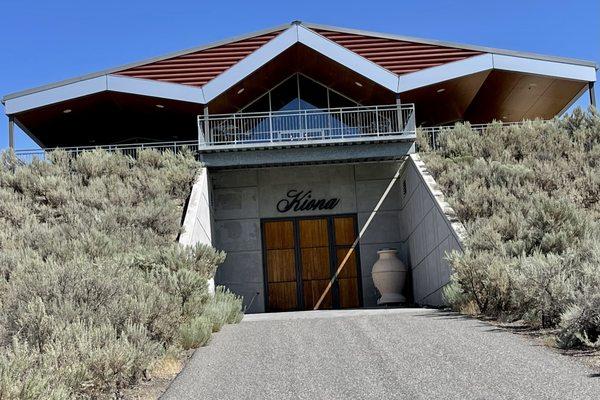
{"left": 301, "top": 21, "right": 598, "bottom": 69}
{"left": 2, "top": 23, "right": 290, "bottom": 103}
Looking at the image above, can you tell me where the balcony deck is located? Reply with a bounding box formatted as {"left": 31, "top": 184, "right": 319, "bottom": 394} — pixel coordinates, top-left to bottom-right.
{"left": 198, "top": 104, "right": 416, "bottom": 152}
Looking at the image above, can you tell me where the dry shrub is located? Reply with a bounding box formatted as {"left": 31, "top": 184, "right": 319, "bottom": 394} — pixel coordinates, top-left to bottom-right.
{"left": 0, "top": 149, "right": 238, "bottom": 398}
{"left": 423, "top": 108, "right": 600, "bottom": 347}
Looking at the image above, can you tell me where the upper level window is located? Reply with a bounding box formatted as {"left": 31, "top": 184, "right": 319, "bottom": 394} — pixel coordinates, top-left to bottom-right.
{"left": 241, "top": 73, "right": 358, "bottom": 114}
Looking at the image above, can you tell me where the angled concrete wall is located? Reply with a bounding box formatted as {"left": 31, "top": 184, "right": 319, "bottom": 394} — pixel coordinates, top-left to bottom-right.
{"left": 178, "top": 168, "right": 215, "bottom": 293}
{"left": 398, "top": 154, "right": 466, "bottom": 306}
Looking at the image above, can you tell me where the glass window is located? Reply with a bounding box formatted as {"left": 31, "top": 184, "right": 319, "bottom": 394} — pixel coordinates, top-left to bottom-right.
{"left": 329, "top": 90, "right": 357, "bottom": 109}
{"left": 299, "top": 75, "right": 328, "bottom": 110}
{"left": 243, "top": 93, "right": 270, "bottom": 114}
{"left": 270, "top": 75, "right": 300, "bottom": 112}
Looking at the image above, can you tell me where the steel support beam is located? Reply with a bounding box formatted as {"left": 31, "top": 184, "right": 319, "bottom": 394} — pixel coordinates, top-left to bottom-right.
{"left": 590, "top": 82, "right": 596, "bottom": 108}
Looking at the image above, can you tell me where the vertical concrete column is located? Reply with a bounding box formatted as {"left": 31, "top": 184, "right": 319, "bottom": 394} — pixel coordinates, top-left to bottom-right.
{"left": 590, "top": 82, "right": 596, "bottom": 108}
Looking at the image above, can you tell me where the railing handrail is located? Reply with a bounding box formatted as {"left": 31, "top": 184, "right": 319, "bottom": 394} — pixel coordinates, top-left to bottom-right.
{"left": 419, "top": 120, "right": 528, "bottom": 133}
{"left": 13, "top": 139, "right": 199, "bottom": 155}
{"left": 198, "top": 103, "right": 417, "bottom": 148}
{"left": 200, "top": 103, "right": 415, "bottom": 120}
{"left": 419, "top": 120, "right": 545, "bottom": 151}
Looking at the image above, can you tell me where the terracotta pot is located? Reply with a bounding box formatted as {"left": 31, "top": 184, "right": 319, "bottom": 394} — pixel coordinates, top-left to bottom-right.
{"left": 372, "top": 249, "right": 407, "bottom": 304}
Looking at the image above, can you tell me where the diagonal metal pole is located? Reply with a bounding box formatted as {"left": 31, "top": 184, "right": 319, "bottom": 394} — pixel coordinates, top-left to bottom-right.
{"left": 314, "top": 163, "right": 404, "bottom": 310}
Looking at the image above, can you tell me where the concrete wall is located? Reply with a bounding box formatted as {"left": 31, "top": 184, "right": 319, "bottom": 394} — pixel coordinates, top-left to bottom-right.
{"left": 210, "top": 162, "right": 405, "bottom": 313}
{"left": 398, "top": 154, "right": 466, "bottom": 306}
{"left": 178, "top": 168, "right": 215, "bottom": 292}
{"left": 207, "top": 156, "right": 466, "bottom": 312}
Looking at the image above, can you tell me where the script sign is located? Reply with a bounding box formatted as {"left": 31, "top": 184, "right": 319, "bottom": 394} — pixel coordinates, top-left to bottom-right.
{"left": 276, "top": 190, "right": 340, "bottom": 213}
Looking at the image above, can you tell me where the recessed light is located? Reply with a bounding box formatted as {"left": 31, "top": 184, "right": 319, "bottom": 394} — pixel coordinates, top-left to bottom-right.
{"left": 437, "top": 88, "right": 446, "bottom": 93}
{"left": 155, "top": 104, "right": 165, "bottom": 109}
{"left": 355, "top": 81, "right": 363, "bottom": 87}
{"left": 63, "top": 108, "right": 72, "bottom": 114}
{"left": 237, "top": 88, "right": 245, "bottom": 94}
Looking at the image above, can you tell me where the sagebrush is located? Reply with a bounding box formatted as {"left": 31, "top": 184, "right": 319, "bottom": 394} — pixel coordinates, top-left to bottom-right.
{"left": 420, "top": 108, "right": 600, "bottom": 348}
{"left": 0, "top": 149, "right": 243, "bottom": 398}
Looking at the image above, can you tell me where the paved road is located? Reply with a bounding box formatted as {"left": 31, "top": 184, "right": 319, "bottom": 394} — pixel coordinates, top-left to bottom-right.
{"left": 162, "top": 308, "right": 600, "bottom": 399}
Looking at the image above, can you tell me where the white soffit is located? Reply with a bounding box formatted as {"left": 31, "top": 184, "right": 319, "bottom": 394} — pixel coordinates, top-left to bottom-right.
{"left": 397, "top": 53, "right": 596, "bottom": 93}
{"left": 107, "top": 75, "right": 206, "bottom": 103}
{"left": 397, "top": 54, "right": 493, "bottom": 93}
{"left": 5, "top": 76, "right": 107, "bottom": 115}
{"left": 492, "top": 54, "right": 597, "bottom": 82}
{"left": 4, "top": 75, "right": 206, "bottom": 115}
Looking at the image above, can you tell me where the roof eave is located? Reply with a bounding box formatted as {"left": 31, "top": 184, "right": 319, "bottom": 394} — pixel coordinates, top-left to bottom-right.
{"left": 302, "top": 21, "right": 598, "bottom": 69}
{"left": 2, "top": 22, "right": 291, "bottom": 103}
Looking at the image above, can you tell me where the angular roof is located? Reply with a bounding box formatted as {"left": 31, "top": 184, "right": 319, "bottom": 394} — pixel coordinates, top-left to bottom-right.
{"left": 3, "top": 21, "right": 597, "bottom": 113}
{"left": 113, "top": 23, "right": 485, "bottom": 87}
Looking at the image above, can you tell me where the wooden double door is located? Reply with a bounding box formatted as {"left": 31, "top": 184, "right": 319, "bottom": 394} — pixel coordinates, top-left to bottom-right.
{"left": 262, "top": 215, "right": 362, "bottom": 312}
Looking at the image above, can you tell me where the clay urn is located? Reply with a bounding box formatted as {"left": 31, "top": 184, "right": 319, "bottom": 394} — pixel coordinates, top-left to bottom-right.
{"left": 372, "top": 249, "right": 407, "bottom": 304}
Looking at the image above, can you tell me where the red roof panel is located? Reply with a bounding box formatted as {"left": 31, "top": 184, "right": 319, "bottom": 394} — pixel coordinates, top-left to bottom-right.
{"left": 116, "top": 26, "right": 483, "bottom": 88}
{"left": 314, "top": 29, "right": 482, "bottom": 75}
{"left": 117, "top": 31, "right": 283, "bottom": 87}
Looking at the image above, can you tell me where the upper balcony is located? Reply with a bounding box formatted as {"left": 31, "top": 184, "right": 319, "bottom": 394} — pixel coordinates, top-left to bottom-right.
{"left": 198, "top": 104, "right": 415, "bottom": 151}
{"left": 196, "top": 104, "right": 416, "bottom": 168}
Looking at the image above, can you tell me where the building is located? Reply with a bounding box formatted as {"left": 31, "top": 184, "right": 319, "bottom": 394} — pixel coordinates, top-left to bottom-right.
{"left": 3, "top": 22, "right": 597, "bottom": 313}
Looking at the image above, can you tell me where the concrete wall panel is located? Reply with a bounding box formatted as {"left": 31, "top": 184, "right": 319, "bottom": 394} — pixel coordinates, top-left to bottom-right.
{"left": 398, "top": 154, "right": 465, "bottom": 306}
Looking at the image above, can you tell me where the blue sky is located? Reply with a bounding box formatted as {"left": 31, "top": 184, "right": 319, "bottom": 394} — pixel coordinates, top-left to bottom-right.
{"left": 1, "top": 0, "right": 598, "bottom": 150}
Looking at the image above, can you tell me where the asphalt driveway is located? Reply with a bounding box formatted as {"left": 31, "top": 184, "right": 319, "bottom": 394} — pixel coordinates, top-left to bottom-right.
{"left": 162, "top": 308, "right": 600, "bottom": 399}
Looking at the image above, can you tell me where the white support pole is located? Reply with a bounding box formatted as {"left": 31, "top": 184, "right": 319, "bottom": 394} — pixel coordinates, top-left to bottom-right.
{"left": 396, "top": 94, "right": 403, "bottom": 133}
{"left": 8, "top": 116, "right": 14, "bottom": 149}
{"left": 590, "top": 82, "right": 596, "bottom": 108}
{"left": 203, "top": 107, "right": 210, "bottom": 144}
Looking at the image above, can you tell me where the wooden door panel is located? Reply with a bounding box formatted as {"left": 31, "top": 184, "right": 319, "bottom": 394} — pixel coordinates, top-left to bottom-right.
{"left": 303, "top": 279, "right": 332, "bottom": 310}
{"left": 299, "top": 219, "right": 329, "bottom": 247}
{"left": 264, "top": 215, "right": 362, "bottom": 312}
{"left": 334, "top": 217, "right": 356, "bottom": 245}
{"left": 266, "top": 249, "right": 296, "bottom": 282}
{"left": 335, "top": 247, "right": 358, "bottom": 279}
{"left": 333, "top": 216, "right": 361, "bottom": 308}
{"left": 269, "top": 282, "right": 298, "bottom": 311}
{"left": 264, "top": 220, "right": 298, "bottom": 312}
{"left": 264, "top": 220, "right": 294, "bottom": 249}
{"left": 301, "top": 247, "right": 330, "bottom": 280}
{"left": 338, "top": 278, "right": 360, "bottom": 308}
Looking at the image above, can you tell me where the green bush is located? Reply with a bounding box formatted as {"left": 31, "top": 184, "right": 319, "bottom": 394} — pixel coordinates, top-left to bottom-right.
{"left": 0, "top": 149, "right": 239, "bottom": 398}
{"left": 422, "top": 108, "right": 600, "bottom": 346}
{"left": 178, "top": 316, "right": 212, "bottom": 350}
{"left": 202, "top": 287, "right": 244, "bottom": 332}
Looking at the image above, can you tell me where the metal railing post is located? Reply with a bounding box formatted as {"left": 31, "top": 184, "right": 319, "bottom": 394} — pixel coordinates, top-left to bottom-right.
{"left": 269, "top": 111, "right": 273, "bottom": 143}
{"left": 304, "top": 110, "right": 308, "bottom": 140}
{"left": 375, "top": 106, "right": 380, "bottom": 136}
{"left": 232, "top": 114, "right": 237, "bottom": 144}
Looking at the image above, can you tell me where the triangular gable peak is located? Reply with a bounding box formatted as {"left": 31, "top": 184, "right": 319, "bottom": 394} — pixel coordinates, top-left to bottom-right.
{"left": 116, "top": 30, "right": 283, "bottom": 87}
{"left": 312, "top": 28, "right": 483, "bottom": 75}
